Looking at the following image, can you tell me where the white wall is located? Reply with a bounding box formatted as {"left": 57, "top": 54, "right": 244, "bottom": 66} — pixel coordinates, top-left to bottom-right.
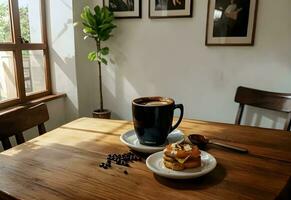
{"left": 99, "top": 0, "right": 291, "bottom": 129}
{"left": 46, "top": 0, "right": 79, "bottom": 121}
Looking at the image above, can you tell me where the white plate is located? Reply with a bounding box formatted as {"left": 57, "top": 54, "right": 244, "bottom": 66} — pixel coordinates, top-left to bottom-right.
{"left": 120, "top": 129, "right": 184, "bottom": 153}
{"left": 146, "top": 151, "right": 217, "bottom": 179}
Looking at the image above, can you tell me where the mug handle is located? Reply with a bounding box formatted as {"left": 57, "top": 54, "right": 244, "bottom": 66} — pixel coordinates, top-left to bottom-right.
{"left": 170, "top": 104, "right": 184, "bottom": 132}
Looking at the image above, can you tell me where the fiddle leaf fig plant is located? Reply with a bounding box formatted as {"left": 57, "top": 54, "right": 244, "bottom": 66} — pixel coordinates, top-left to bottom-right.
{"left": 81, "top": 5, "right": 116, "bottom": 112}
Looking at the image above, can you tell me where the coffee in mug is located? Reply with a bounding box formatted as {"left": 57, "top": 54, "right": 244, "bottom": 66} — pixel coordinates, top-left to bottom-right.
{"left": 132, "top": 97, "right": 184, "bottom": 146}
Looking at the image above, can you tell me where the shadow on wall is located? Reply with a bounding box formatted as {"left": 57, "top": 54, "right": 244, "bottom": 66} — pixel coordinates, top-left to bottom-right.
{"left": 60, "top": 0, "right": 73, "bottom": 10}
{"left": 102, "top": 60, "right": 128, "bottom": 120}
{"left": 51, "top": 18, "right": 73, "bottom": 45}
{"left": 49, "top": 48, "right": 79, "bottom": 121}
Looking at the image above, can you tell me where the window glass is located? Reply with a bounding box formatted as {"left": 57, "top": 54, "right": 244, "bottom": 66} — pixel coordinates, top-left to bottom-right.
{"left": 18, "top": 0, "right": 42, "bottom": 43}
{"left": 0, "top": 51, "right": 18, "bottom": 101}
{"left": 22, "top": 50, "right": 46, "bottom": 94}
{"left": 0, "top": 0, "right": 12, "bottom": 43}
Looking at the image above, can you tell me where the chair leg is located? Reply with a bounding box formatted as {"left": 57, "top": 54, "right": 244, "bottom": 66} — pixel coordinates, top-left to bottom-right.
{"left": 284, "top": 113, "right": 291, "bottom": 131}
{"left": 1, "top": 138, "right": 12, "bottom": 150}
{"left": 15, "top": 132, "right": 25, "bottom": 145}
{"left": 38, "top": 124, "right": 46, "bottom": 135}
{"left": 235, "top": 104, "right": 245, "bottom": 125}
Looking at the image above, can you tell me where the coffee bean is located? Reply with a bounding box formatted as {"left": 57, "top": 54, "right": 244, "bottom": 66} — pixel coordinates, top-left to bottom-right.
{"left": 100, "top": 152, "right": 140, "bottom": 172}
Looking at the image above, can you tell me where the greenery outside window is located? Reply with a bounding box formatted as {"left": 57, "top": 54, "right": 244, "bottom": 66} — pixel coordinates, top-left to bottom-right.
{"left": 0, "top": 0, "right": 51, "bottom": 110}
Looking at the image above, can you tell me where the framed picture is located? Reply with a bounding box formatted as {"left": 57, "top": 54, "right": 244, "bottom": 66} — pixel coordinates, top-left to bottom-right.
{"left": 149, "top": 0, "right": 193, "bottom": 18}
{"left": 205, "top": 0, "right": 258, "bottom": 46}
{"left": 103, "top": 0, "right": 141, "bottom": 18}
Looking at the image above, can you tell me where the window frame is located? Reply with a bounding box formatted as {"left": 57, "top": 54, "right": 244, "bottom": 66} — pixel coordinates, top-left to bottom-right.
{"left": 0, "top": 0, "right": 51, "bottom": 110}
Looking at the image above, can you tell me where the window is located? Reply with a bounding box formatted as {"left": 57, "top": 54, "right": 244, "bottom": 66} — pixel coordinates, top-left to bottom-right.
{"left": 0, "top": 0, "right": 51, "bottom": 109}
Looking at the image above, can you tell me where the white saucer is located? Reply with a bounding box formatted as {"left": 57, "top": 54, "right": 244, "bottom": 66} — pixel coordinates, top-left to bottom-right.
{"left": 146, "top": 151, "right": 217, "bottom": 179}
{"left": 120, "top": 129, "right": 184, "bottom": 153}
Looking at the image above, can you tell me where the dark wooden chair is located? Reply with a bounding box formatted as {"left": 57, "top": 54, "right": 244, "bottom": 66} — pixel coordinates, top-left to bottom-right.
{"left": 234, "top": 86, "right": 291, "bottom": 131}
{"left": 0, "top": 103, "right": 49, "bottom": 150}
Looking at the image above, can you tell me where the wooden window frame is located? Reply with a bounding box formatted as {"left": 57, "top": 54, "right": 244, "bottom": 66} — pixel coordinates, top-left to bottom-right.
{"left": 0, "top": 0, "right": 51, "bottom": 110}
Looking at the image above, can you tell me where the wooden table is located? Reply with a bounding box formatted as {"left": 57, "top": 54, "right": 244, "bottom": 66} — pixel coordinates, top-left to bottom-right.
{"left": 0, "top": 118, "right": 290, "bottom": 200}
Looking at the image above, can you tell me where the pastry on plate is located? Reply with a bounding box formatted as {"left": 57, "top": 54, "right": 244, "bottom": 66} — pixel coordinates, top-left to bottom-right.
{"left": 163, "top": 142, "right": 201, "bottom": 171}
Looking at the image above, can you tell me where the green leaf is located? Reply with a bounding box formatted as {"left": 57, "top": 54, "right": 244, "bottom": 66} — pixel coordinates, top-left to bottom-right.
{"left": 99, "top": 23, "right": 116, "bottom": 33}
{"left": 80, "top": 7, "right": 90, "bottom": 21}
{"left": 100, "top": 47, "right": 109, "bottom": 55}
{"left": 81, "top": 6, "right": 96, "bottom": 28}
{"left": 88, "top": 51, "right": 97, "bottom": 61}
{"left": 94, "top": 7, "right": 102, "bottom": 25}
{"left": 99, "top": 33, "right": 112, "bottom": 41}
{"left": 94, "top": 5, "right": 101, "bottom": 16}
{"left": 83, "top": 27, "right": 96, "bottom": 35}
{"left": 101, "top": 58, "right": 108, "bottom": 65}
{"left": 82, "top": 22, "right": 92, "bottom": 28}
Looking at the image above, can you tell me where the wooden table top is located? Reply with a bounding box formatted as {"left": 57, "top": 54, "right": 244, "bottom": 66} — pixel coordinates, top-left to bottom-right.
{"left": 0, "top": 117, "right": 290, "bottom": 200}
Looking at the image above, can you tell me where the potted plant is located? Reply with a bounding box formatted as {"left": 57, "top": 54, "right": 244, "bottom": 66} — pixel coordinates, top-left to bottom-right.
{"left": 81, "top": 5, "right": 116, "bottom": 119}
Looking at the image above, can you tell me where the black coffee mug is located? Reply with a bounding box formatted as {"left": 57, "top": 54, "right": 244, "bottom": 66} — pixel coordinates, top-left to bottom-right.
{"left": 132, "top": 97, "right": 184, "bottom": 146}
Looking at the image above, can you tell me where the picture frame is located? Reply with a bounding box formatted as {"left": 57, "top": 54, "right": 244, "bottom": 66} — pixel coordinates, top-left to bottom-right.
{"left": 205, "top": 0, "right": 258, "bottom": 46}
{"left": 103, "top": 0, "right": 141, "bottom": 19}
{"left": 149, "top": 0, "right": 193, "bottom": 18}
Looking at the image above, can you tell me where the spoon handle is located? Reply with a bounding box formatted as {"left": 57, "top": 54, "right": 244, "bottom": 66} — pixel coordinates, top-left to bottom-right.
{"left": 209, "top": 140, "right": 248, "bottom": 153}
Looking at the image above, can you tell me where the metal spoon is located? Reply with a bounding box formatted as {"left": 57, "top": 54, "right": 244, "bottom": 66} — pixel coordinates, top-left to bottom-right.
{"left": 187, "top": 134, "right": 248, "bottom": 153}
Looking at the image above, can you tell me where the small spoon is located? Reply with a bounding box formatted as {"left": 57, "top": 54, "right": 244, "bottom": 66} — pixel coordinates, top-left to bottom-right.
{"left": 187, "top": 134, "right": 248, "bottom": 153}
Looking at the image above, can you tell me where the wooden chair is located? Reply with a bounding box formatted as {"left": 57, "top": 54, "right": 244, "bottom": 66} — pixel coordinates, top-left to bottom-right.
{"left": 0, "top": 103, "right": 49, "bottom": 150}
{"left": 234, "top": 86, "right": 291, "bottom": 131}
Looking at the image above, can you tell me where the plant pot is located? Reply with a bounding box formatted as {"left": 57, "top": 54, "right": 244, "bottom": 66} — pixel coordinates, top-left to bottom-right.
{"left": 92, "top": 109, "right": 111, "bottom": 119}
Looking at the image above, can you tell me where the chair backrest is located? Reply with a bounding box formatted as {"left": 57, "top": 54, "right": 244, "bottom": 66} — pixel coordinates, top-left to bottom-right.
{"left": 234, "top": 86, "right": 291, "bottom": 131}
{"left": 0, "top": 103, "right": 49, "bottom": 150}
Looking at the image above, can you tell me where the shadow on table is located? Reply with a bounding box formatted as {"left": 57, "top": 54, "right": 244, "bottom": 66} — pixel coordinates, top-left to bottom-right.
{"left": 153, "top": 163, "right": 226, "bottom": 190}
{"left": 277, "top": 176, "right": 291, "bottom": 200}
